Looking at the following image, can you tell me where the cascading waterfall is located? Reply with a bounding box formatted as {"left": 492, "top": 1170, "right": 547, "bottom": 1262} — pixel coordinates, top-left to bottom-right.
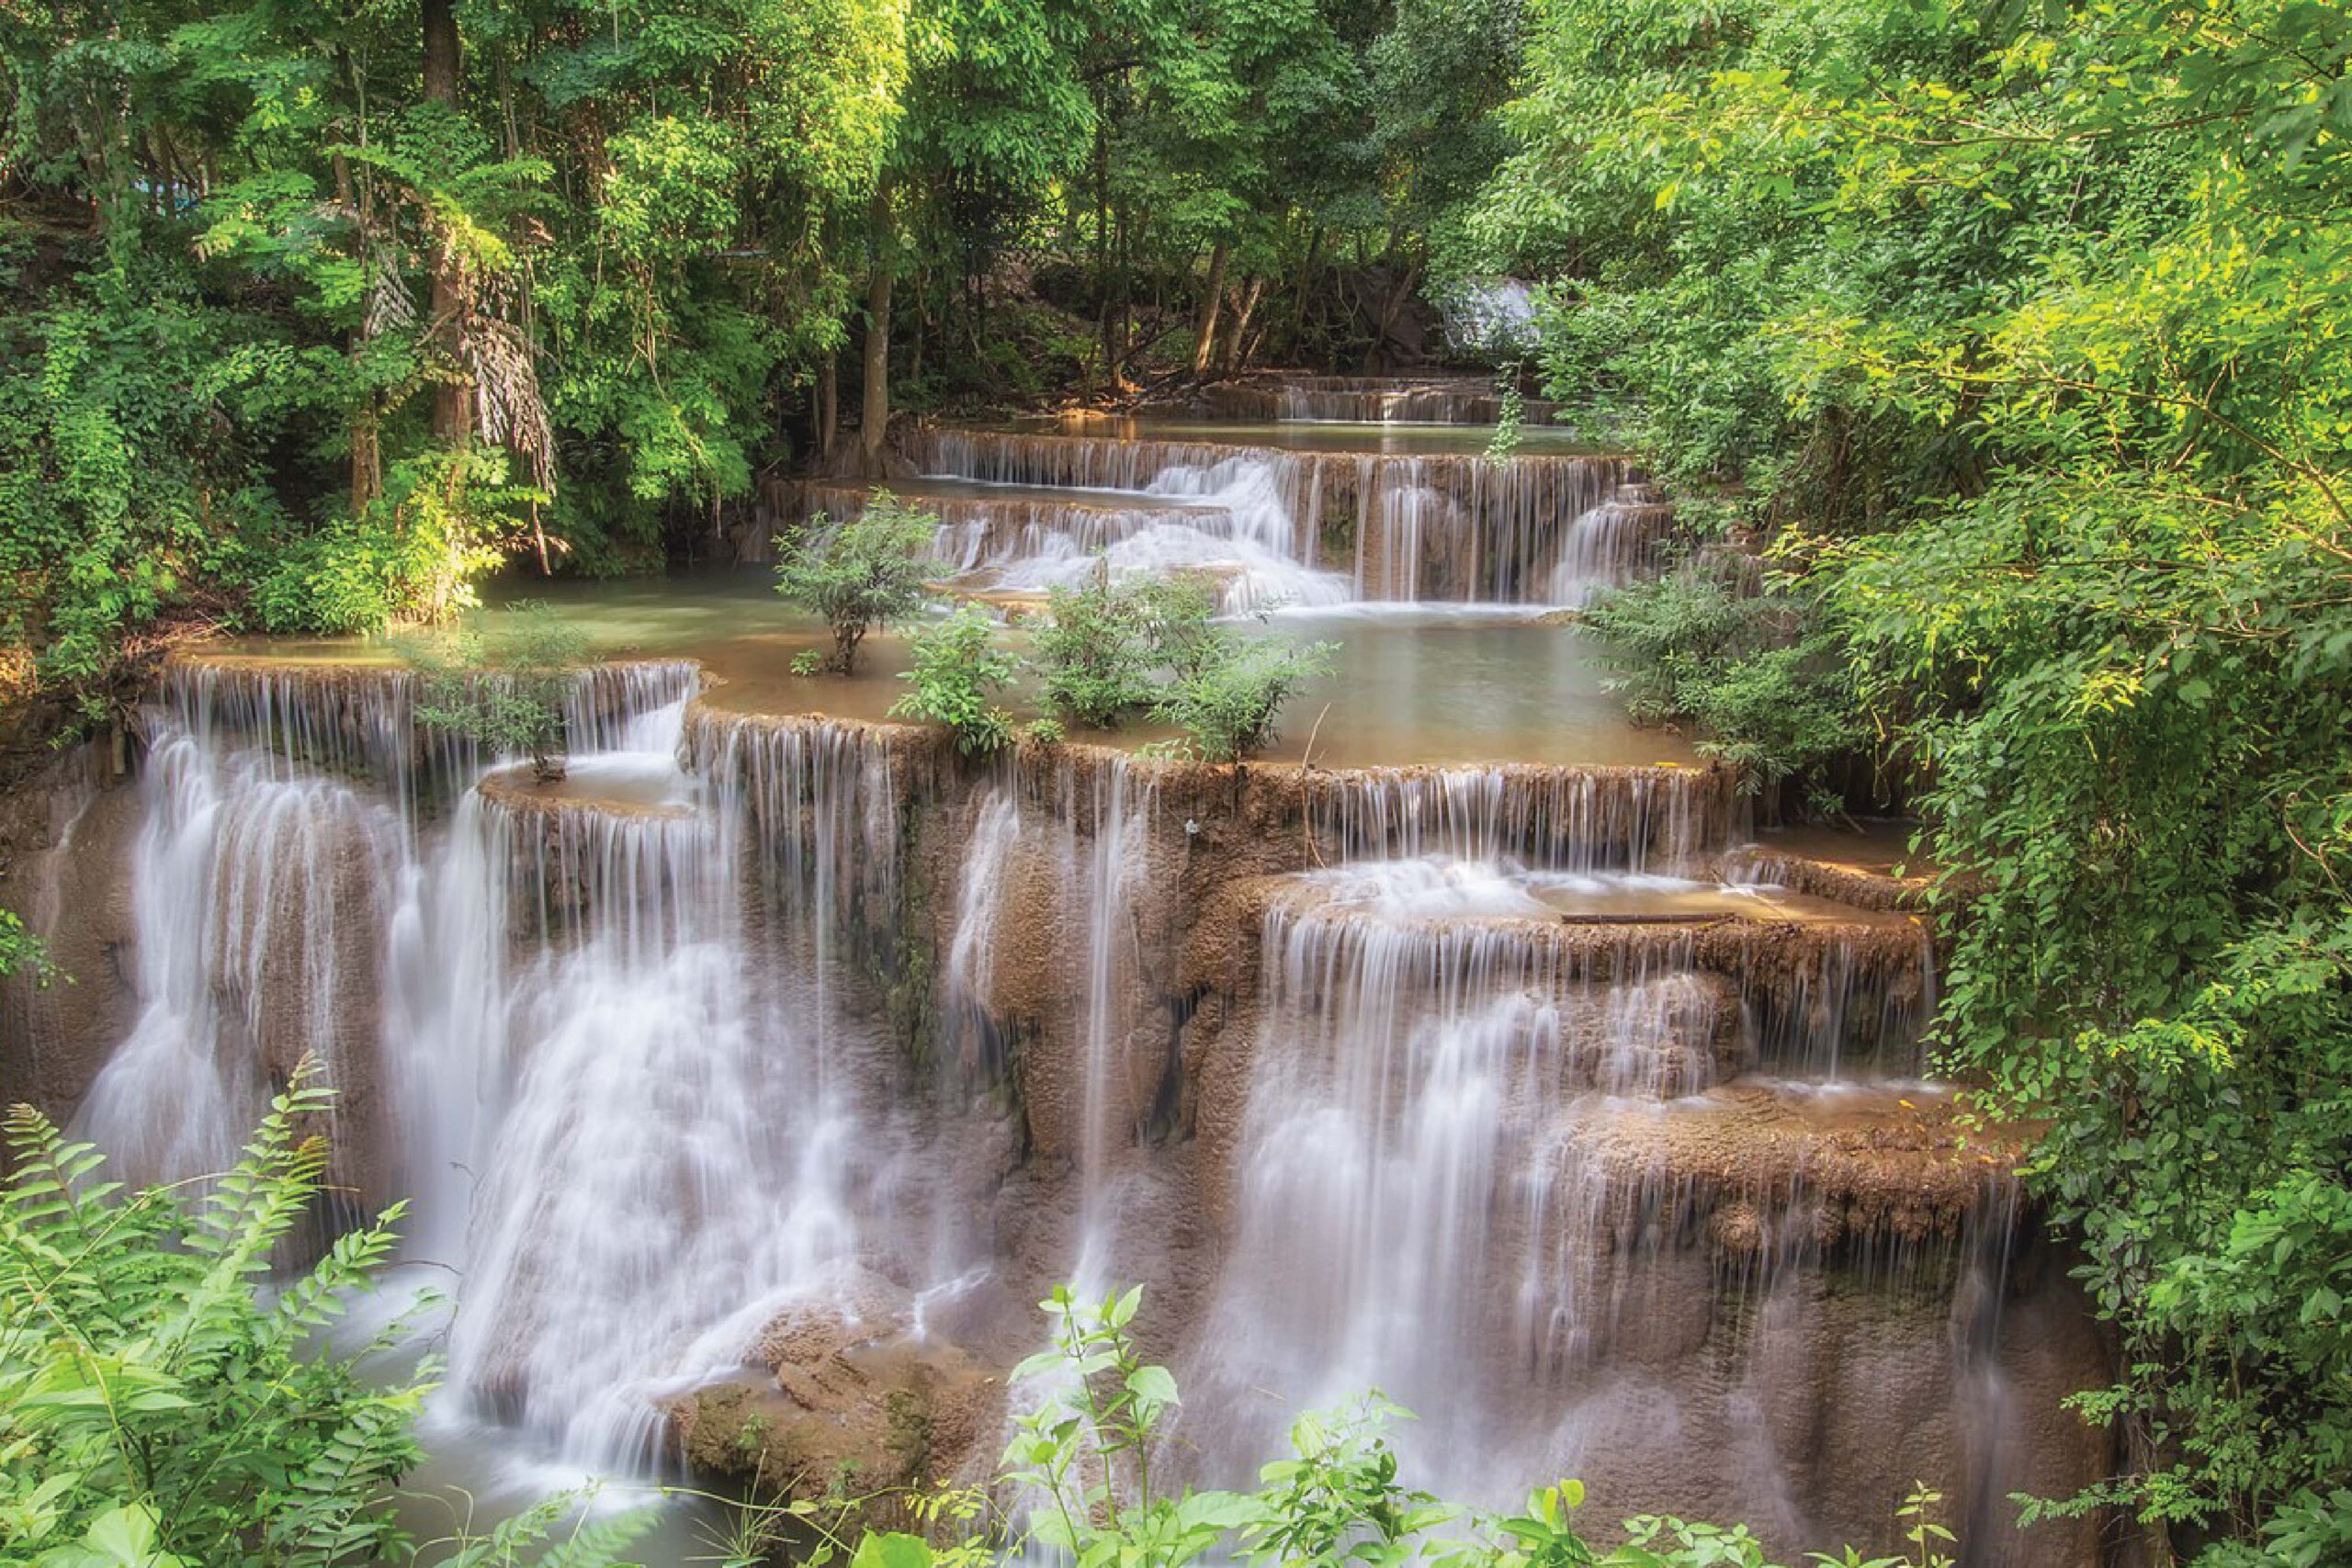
{"left": 944, "top": 787, "right": 1023, "bottom": 1068}
{"left": 1303, "top": 761, "right": 1732, "bottom": 871}
{"left": 900, "top": 428, "right": 1648, "bottom": 606}
{"left": 73, "top": 716, "right": 406, "bottom": 1198}
{"left": 430, "top": 761, "right": 857, "bottom": 1467}
{"left": 89, "top": 662, "right": 938, "bottom": 1481}
{"left": 37, "top": 369, "right": 2107, "bottom": 1568}
{"left": 785, "top": 470, "right": 1351, "bottom": 615}
{"left": 1179, "top": 841, "right": 1967, "bottom": 1536}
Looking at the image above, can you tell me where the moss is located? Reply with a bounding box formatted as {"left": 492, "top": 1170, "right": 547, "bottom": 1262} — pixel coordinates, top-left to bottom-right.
{"left": 882, "top": 795, "right": 941, "bottom": 1074}
{"left": 884, "top": 1385, "right": 933, "bottom": 1482}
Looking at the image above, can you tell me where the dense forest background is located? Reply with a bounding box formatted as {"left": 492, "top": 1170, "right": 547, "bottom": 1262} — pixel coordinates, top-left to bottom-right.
{"left": 7, "top": 1, "right": 2352, "bottom": 1563}
{"left": 1, "top": 0, "right": 1522, "bottom": 702}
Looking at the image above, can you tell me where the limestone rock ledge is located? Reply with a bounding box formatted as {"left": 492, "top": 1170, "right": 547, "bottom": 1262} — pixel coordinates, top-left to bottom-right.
{"left": 668, "top": 1268, "right": 999, "bottom": 1529}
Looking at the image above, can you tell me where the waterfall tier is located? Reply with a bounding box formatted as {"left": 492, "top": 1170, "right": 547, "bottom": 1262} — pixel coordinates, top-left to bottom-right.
{"left": 5, "top": 653, "right": 2110, "bottom": 1566}
{"left": 1202, "top": 372, "right": 1563, "bottom": 426}
{"left": 886, "top": 427, "right": 1652, "bottom": 604}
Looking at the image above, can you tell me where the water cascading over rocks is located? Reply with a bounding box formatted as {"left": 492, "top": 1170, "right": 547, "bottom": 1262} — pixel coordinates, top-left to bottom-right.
{"left": 1165, "top": 848, "right": 2098, "bottom": 1564}
{"left": 1203, "top": 372, "right": 1561, "bottom": 426}
{"left": 874, "top": 428, "right": 1653, "bottom": 604}
{"left": 17, "top": 329, "right": 2126, "bottom": 1563}
{"left": 13, "top": 651, "right": 2117, "bottom": 1562}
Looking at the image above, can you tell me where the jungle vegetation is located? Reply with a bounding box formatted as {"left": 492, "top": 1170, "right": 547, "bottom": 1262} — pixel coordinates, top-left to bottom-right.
{"left": 1478, "top": 2, "right": 2352, "bottom": 1561}
{"left": 7, "top": 0, "right": 2352, "bottom": 1562}
{"left": 1, "top": 0, "right": 1516, "bottom": 706}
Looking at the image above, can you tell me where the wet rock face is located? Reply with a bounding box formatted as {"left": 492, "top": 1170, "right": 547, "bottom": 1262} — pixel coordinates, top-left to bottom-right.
{"left": 0, "top": 741, "right": 141, "bottom": 1123}
{"left": 671, "top": 1269, "right": 997, "bottom": 1527}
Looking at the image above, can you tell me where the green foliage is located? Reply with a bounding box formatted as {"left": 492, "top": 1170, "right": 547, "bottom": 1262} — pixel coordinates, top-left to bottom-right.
{"left": 1034, "top": 581, "right": 1159, "bottom": 729}
{"left": 0, "top": 1065, "right": 650, "bottom": 1568}
{"left": 774, "top": 499, "right": 938, "bottom": 674}
{"left": 1485, "top": 370, "right": 1525, "bottom": 462}
{"left": 1481, "top": 0, "right": 2352, "bottom": 1554}
{"left": 1579, "top": 568, "right": 1865, "bottom": 806}
{"left": 0, "top": 265, "right": 299, "bottom": 700}
{"left": 1149, "top": 633, "right": 1335, "bottom": 764}
{"left": 890, "top": 605, "right": 1019, "bottom": 757}
{"left": 407, "top": 602, "right": 592, "bottom": 782}
{"left": 1033, "top": 575, "right": 1326, "bottom": 761}
{"left": 978, "top": 1283, "right": 1957, "bottom": 1568}
{"left": 1032, "top": 576, "right": 1216, "bottom": 729}
{"left": 0, "top": 910, "right": 55, "bottom": 985}
{"left": 0, "top": 1066, "right": 424, "bottom": 1568}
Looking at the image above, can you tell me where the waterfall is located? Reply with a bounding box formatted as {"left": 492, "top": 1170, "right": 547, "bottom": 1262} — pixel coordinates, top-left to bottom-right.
{"left": 1180, "top": 848, "right": 1979, "bottom": 1533}
{"left": 900, "top": 428, "right": 1646, "bottom": 606}
{"left": 74, "top": 714, "right": 408, "bottom": 1203}
{"left": 1301, "top": 761, "right": 1732, "bottom": 871}
{"left": 430, "top": 756, "right": 857, "bottom": 1468}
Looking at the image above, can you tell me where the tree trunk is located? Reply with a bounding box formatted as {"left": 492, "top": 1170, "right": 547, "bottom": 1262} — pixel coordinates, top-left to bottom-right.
{"left": 1192, "top": 240, "right": 1229, "bottom": 374}
{"left": 1364, "top": 254, "right": 1421, "bottom": 371}
{"left": 859, "top": 184, "right": 893, "bottom": 469}
{"left": 907, "top": 274, "right": 925, "bottom": 393}
{"left": 1092, "top": 116, "right": 1114, "bottom": 390}
{"left": 422, "top": 0, "right": 469, "bottom": 442}
{"left": 817, "top": 354, "right": 838, "bottom": 463}
{"left": 1291, "top": 225, "right": 1324, "bottom": 362}
{"left": 1222, "top": 276, "right": 1265, "bottom": 372}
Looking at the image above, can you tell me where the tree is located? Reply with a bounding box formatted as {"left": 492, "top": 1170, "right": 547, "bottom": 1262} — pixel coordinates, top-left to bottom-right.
{"left": 773, "top": 496, "right": 939, "bottom": 673}
{"left": 407, "top": 601, "right": 593, "bottom": 782}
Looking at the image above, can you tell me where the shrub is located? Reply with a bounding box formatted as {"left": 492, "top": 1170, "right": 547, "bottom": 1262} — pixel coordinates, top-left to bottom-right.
{"left": 1034, "top": 574, "right": 1221, "bottom": 728}
{"left": 1149, "top": 634, "right": 1336, "bottom": 763}
{"left": 1034, "top": 581, "right": 1154, "bottom": 728}
{"left": 1580, "top": 567, "right": 1865, "bottom": 807}
{"left": 0, "top": 1069, "right": 424, "bottom": 1568}
{"left": 775, "top": 496, "right": 938, "bottom": 673}
{"left": 406, "top": 601, "right": 592, "bottom": 782}
{"left": 0, "top": 908, "right": 53, "bottom": 983}
{"left": 890, "top": 605, "right": 1020, "bottom": 757}
{"left": 958, "top": 1284, "right": 1952, "bottom": 1568}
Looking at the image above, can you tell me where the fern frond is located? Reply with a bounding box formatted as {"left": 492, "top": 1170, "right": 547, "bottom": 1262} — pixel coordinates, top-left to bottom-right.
{"left": 266, "top": 1393, "right": 424, "bottom": 1568}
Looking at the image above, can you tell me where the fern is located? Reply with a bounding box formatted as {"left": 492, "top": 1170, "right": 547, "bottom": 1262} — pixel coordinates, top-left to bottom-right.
{"left": 0, "top": 1066, "right": 645, "bottom": 1568}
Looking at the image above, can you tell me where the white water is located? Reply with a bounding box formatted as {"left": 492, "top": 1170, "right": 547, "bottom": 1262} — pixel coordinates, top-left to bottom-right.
{"left": 899, "top": 429, "right": 1651, "bottom": 609}
{"left": 74, "top": 720, "right": 405, "bottom": 1195}
{"left": 1177, "top": 844, "right": 1945, "bottom": 1525}
{"left": 87, "top": 669, "right": 934, "bottom": 1486}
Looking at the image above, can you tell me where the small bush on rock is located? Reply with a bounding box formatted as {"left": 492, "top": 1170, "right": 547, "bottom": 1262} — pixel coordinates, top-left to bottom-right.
{"left": 775, "top": 496, "right": 938, "bottom": 673}
{"left": 1151, "top": 633, "right": 1335, "bottom": 762}
{"left": 407, "top": 600, "right": 592, "bottom": 783}
{"left": 891, "top": 604, "right": 1020, "bottom": 756}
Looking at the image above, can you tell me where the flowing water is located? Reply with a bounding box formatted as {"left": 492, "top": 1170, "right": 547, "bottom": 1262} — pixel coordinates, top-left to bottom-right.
{"left": 35, "top": 377, "right": 2101, "bottom": 1567}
